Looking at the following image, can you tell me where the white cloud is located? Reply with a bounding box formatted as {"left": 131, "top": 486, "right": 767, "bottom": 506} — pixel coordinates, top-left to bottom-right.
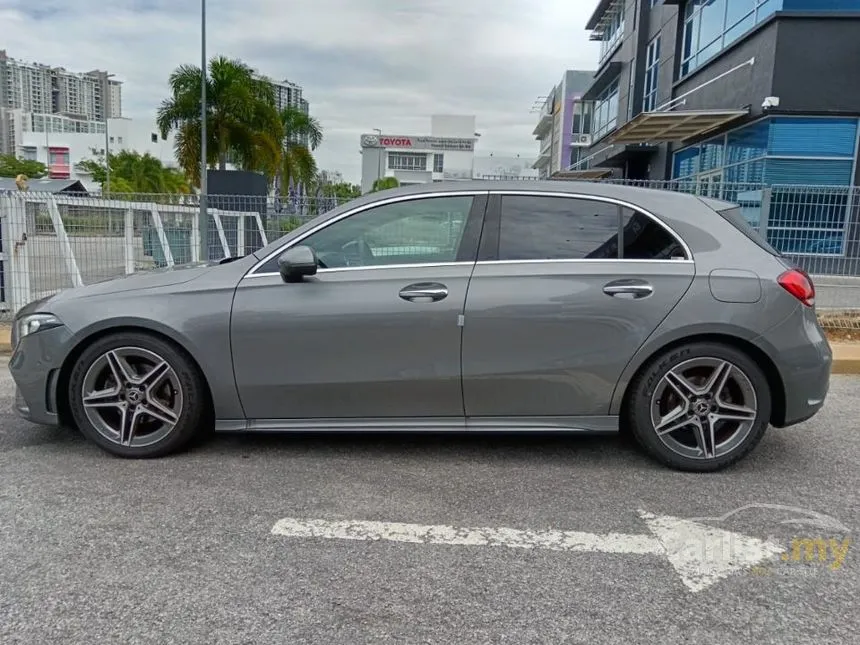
{"left": 1, "top": 0, "right": 600, "bottom": 182}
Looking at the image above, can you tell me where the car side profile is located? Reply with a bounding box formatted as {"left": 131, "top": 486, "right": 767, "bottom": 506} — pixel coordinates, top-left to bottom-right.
{"left": 8, "top": 181, "right": 832, "bottom": 471}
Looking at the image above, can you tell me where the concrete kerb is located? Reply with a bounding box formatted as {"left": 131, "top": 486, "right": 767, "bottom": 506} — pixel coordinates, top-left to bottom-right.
{"left": 1, "top": 323, "right": 859, "bottom": 374}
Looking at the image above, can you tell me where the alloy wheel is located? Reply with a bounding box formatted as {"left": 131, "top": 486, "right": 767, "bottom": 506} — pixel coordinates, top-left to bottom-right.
{"left": 649, "top": 357, "right": 758, "bottom": 461}
{"left": 80, "top": 347, "right": 183, "bottom": 448}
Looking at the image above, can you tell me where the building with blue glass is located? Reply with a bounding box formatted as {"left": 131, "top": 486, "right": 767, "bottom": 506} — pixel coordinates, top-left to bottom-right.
{"left": 575, "top": 0, "right": 860, "bottom": 259}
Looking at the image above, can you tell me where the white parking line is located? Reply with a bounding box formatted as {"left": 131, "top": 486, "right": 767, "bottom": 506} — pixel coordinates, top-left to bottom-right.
{"left": 271, "top": 510, "right": 786, "bottom": 593}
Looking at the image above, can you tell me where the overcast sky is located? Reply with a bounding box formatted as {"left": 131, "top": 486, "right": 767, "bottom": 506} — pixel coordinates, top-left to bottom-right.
{"left": 1, "top": 0, "right": 599, "bottom": 183}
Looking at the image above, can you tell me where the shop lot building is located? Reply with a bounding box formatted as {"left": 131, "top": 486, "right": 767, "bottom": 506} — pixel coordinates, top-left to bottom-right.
{"left": 573, "top": 0, "right": 860, "bottom": 264}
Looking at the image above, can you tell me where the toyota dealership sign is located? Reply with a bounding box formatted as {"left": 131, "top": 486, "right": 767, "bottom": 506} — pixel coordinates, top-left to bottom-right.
{"left": 361, "top": 134, "right": 475, "bottom": 151}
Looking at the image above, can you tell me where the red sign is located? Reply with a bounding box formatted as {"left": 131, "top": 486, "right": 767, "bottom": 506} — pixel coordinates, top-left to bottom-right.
{"left": 379, "top": 137, "right": 412, "bottom": 147}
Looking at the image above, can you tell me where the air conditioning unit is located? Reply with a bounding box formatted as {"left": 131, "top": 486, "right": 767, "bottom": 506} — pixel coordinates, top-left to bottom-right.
{"left": 572, "top": 134, "right": 593, "bottom": 146}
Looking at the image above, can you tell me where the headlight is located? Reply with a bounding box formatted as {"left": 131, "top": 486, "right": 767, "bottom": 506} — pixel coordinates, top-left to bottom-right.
{"left": 15, "top": 313, "right": 62, "bottom": 343}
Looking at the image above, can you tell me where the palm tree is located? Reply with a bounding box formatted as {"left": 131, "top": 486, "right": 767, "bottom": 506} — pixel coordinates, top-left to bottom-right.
{"left": 279, "top": 106, "right": 323, "bottom": 194}
{"left": 157, "top": 56, "right": 284, "bottom": 186}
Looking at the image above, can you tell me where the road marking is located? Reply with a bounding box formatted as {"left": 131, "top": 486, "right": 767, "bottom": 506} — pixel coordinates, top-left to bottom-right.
{"left": 271, "top": 510, "right": 786, "bottom": 593}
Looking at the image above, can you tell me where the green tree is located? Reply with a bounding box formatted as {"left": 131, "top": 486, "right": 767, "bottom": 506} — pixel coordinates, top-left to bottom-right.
{"left": 279, "top": 106, "right": 324, "bottom": 193}
{"left": 371, "top": 176, "right": 400, "bottom": 192}
{"left": 77, "top": 149, "right": 191, "bottom": 196}
{"left": 327, "top": 181, "right": 362, "bottom": 202}
{"left": 0, "top": 155, "right": 47, "bottom": 179}
{"left": 156, "top": 56, "right": 284, "bottom": 185}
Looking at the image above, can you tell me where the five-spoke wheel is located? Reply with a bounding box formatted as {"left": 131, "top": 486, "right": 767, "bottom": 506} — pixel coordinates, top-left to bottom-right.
{"left": 81, "top": 347, "right": 183, "bottom": 449}
{"left": 68, "top": 332, "right": 207, "bottom": 458}
{"left": 627, "top": 342, "right": 771, "bottom": 472}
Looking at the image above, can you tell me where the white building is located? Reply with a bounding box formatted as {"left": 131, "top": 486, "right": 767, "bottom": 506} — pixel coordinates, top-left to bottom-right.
{"left": 0, "top": 50, "right": 122, "bottom": 121}
{"left": 359, "top": 115, "right": 478, "bottom": 193}
{"left": 2, "top": 109, "right": 178, "bottom": 190}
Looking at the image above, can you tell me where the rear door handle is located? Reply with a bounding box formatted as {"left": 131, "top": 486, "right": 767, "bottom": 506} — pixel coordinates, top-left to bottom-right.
{"left": 399, "top": 282, "right": 449, "bottom": 302}
{"left": 603, "top": 280, "right": 653, "bottom": 299}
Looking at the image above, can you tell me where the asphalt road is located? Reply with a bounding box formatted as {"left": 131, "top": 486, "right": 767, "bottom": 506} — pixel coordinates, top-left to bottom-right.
{"left": 0, "top": 367, "right": 858, "bottom": 645}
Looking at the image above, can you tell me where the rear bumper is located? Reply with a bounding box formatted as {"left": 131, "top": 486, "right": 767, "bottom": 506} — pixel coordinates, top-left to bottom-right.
{"left": 759, "top": 307, "right": 832, "bottom": 428}
{"left": 8, "top": 325, "right": 73, "bottom": 427}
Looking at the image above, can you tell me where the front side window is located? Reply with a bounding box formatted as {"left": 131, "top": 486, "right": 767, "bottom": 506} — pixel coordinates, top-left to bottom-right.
{"left": 497, "top": 195, "right": 688, "bottom": 261}
{"left": 264, "top": 196, "right": 474, "bottom": 271}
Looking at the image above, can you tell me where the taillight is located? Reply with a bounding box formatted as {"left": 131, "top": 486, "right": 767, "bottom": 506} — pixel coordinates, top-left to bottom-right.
{"left": 778, "top": 269, "right": 815, "bottom": 307}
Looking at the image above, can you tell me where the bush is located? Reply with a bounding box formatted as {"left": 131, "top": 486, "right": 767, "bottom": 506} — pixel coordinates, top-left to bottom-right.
{"left": 280, "top": 216, "right": 304, "bottom": 234}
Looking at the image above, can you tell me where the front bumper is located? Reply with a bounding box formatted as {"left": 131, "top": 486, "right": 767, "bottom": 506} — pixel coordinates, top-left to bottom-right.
{"left": 8, "top": 324, "right": 74, "bottom": 426}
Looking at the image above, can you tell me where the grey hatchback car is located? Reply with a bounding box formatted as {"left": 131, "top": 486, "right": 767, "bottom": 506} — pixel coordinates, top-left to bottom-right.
{"left": 9, "top": 181, "right": 831, "bottom": 471}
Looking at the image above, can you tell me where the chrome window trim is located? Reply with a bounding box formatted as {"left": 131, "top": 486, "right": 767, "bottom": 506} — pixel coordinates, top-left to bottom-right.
{"left": 244, "top": 188, "right": 694, "bottom": 279}
{"left": 244, "top": 191, "right": 489, "bottom": 279}
{"left": 474, "top": 258, "right": 694, "bottom": 266}
{"left": 245, "top": 257, "right": 694, "bottom": 280}
{"left": 489, "top": 190, "right": 694, "bottom": 261}
{"left": 245, "top": 261, "right": 475, "bottom": 279}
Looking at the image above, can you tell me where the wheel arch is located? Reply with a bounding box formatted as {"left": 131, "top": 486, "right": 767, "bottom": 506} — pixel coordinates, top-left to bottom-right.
{"left": 613, "top": 330, "right": 787, "bottom": 428}
{"left": 55, "top": 321, "right": 214, "bottom": 428}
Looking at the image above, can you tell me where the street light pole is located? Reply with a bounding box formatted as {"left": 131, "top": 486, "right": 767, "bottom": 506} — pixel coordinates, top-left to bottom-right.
{"left": 199, "top": 0, "right": 209, "bottom": 261}
{"left": 104, "top": 118, "right": 110, "bottom": 194}
{"left": 373, "top": 128, "right": 382, "bottom": 184}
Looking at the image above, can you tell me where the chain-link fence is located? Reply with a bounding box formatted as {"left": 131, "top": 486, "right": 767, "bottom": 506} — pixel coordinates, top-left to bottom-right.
{"left": 2, "top": 181, "right": 860, "bottom": 328}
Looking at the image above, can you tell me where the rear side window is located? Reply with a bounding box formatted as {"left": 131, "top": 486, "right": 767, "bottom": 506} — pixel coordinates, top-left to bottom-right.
{"left": 622, "top": 210, "right": 688, "bottom": 260}
{"left": 497, "top": 195, "right": 688, "bottom": 261}
{"left": 499, "top": 196, "right": 622, "bottom": 260}
{"left": 717, "top": 206, "right": 782, "bottom": 256}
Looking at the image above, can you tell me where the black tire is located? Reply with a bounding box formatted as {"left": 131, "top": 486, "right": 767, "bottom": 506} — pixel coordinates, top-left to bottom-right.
{"left": 625, "top": 341, "right": 772, "bottom": 472}
{"left": 68, "top": 331, "right": 209, "bottom": 458}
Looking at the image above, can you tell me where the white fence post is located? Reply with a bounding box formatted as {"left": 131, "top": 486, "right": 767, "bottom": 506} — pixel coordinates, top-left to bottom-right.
{"left": 150, "top": 206, "right": 174, "bottom": 267}
{"left": 124, "top": 208, "right": 135, "bottom": 274}
{"left": 237, "top": 214, "right": 245, "bottom": 257}
{"left": 2, "top": 194, "right": 32, "bottom": 314}
{"left": 46, "top": 196, "right": 84, "bottom": 287}
{"left": 211, "top": 210, "right": 231, "bottom": 258}
{"left": 254, "top": 211, "right": 269, "bottom": 247}
{"left": 190, "top": 210, "right": 201, "bottom": 264}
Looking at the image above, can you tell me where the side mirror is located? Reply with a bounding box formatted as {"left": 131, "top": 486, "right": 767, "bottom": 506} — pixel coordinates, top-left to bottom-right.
{"left": 278, "top": 245, "right": 318, "bottom": 283}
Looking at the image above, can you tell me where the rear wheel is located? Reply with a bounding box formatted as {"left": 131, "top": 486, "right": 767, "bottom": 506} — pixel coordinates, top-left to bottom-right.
{"left": 626, "top": 342, "right": 771, "bottom": 472}
{"left": 68, "top": 332, "right": 208, "bottom": 458}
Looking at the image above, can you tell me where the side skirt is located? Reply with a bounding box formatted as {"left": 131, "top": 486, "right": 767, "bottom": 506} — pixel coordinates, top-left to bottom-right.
{"left": 214, "top": 416, "right": 620, "bottom": 433}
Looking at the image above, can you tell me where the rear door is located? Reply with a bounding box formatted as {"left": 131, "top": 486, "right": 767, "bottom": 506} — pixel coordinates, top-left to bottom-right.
{"left": 461, "top": 191, "right": 695, "bottom": 418}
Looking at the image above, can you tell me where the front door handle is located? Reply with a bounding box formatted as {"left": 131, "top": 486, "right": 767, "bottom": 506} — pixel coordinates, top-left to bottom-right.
{"left": 399, "top": 282, "right": 449, "bottom": 302}
{"left": 603, "top": 279, "right": 653, "bottom": 299}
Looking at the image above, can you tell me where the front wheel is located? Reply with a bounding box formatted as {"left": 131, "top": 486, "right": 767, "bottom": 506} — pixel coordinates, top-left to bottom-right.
{"left": 67, "top": 332, "right": 209, "bottom": 458}
{"left": 626, "top": 342, "right": 772, "bottom": 472}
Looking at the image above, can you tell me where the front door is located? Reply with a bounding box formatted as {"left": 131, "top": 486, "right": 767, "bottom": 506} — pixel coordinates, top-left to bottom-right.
{"left": 231, "top": 193, "right": 487, "bottom": 421}
{"left": 461, "top": 192, "right": 695, "bottom": 419}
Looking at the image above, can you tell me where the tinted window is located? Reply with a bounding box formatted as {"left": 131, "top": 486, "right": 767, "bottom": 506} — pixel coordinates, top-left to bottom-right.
{"left": 621, "top": 210, "right": 688, "bottom": 260}
{"left": 259, "top": 196, "right": 474, "bottom": 272}
{"left": 498, "top": 196, "right": 622, "bottom": 260}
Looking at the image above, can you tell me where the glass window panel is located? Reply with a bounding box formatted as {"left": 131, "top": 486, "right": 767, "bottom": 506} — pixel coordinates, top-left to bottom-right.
{"left": 699, "top": 0, "right": 727, "bottom": 47}
{"left": 499, "top": 196, "right": 623, "bottom": 260}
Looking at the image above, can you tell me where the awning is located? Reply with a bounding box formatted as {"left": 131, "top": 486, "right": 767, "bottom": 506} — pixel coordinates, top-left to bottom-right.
{"left": 551, "top": 169, "right": 613, "bottom": 180}
{"left": 609, "top": 109, "right": 750, "bottom": 144}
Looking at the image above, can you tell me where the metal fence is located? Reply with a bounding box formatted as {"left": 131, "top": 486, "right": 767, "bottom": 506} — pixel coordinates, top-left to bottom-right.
{"left": 1, "top": 182, "right": 859, "bottom": 329}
